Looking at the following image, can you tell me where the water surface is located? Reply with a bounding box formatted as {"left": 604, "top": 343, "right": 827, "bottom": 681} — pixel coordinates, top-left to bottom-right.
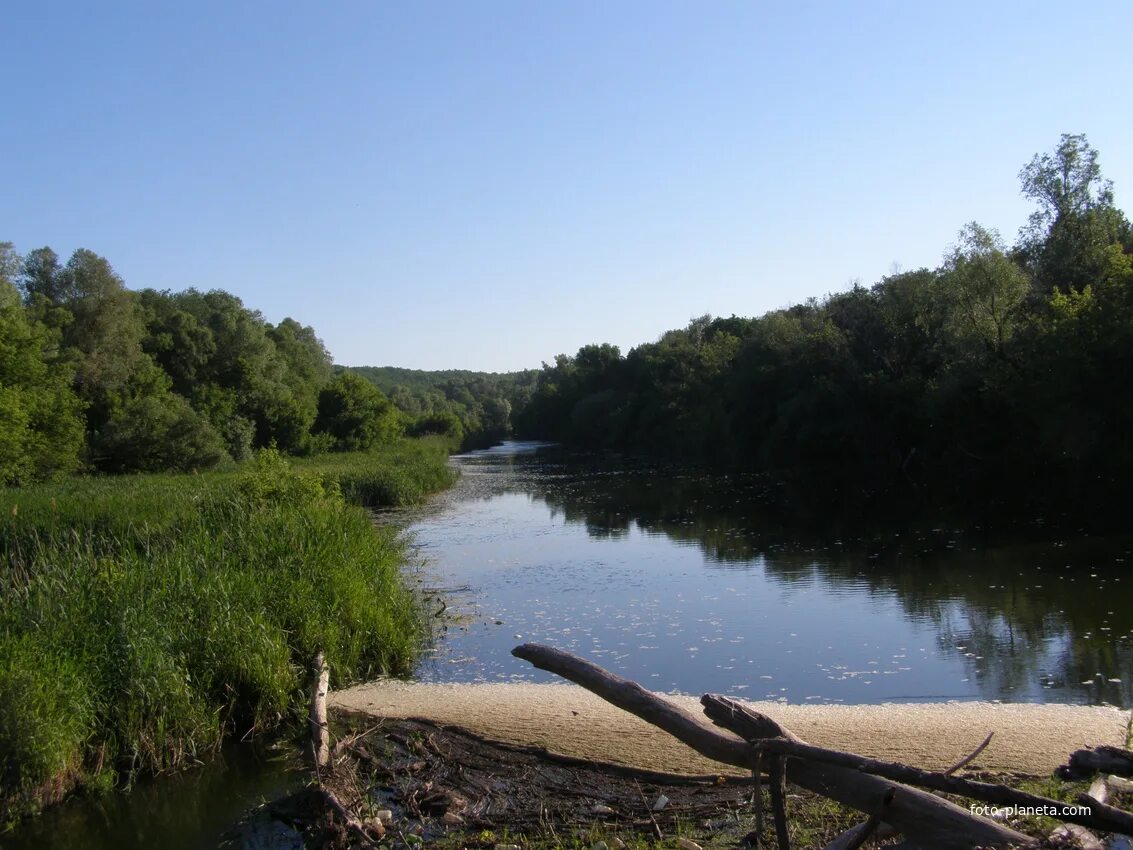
{"left": 405, "top": 442, "right": 1133, "bottom": 706}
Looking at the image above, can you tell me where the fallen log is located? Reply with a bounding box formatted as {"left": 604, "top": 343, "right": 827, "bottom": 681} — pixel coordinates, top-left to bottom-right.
{"left": 1060, "top": 746, "right": 1133, "bottom": 780}
{"left": 822, "top": 787, "right": 894, "bottom": 850}
{"left": 512, "top": 643, "right": 1029, "bottom": 850}
{"left": 746, "top": 731, "right": 1133, "bottom": 836}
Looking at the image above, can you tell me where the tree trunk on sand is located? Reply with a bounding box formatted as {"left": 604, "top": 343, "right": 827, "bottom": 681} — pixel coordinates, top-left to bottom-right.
{"left": 512, "top": 643, "right": 1029, "bottom": 850}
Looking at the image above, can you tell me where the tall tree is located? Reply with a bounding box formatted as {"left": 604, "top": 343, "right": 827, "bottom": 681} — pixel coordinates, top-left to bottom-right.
{"left": 938, "top": 223, "right": 1029, "bottom": 361}
{"left": 22, "top": 248, "right": 150, "bottom": 426}
{"left": 0, "top": 244, "right": 85, "bottom": 484}
{"left": 1019, "top": 134, "right": 1132, "bottom": 292}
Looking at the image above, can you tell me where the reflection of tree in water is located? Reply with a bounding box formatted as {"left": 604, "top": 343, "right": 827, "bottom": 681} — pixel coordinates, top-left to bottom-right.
{"left": 512, "top": 450, "right": 1133, "bottom": 705}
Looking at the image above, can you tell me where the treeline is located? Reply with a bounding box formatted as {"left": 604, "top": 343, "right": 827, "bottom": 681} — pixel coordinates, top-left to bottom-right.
{"left": 0, "top": 247, "right": 414, "bottom": 484}
{"left": 516, "top": 135, "right": 1133, "bottom": 521}
{"left": 348, "top": 365, "right": 537, "bottom": 448}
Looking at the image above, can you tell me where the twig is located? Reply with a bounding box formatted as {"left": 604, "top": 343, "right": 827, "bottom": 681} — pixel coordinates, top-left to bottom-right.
{"left": 319, "top": 787, "right": 382, "bottom": 849}
{"left": 634, "top": 778, "right": 663, "bottom": 840}
{"left": 752, "top": 748, "right": 764, "bottom": 847}
{"left": 944, "top": 732, "right": 994, "bottom": 776}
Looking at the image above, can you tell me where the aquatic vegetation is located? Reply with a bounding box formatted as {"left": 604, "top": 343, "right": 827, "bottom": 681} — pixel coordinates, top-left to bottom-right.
{"left": 0, "top": 440, "right": 455, "bottom": 821}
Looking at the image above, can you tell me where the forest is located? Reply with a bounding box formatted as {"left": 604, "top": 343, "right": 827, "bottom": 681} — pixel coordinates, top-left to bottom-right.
{"left": 347, "top": 365, "right": 538, "bottom": 448}
{"left": 515, "top": 135, "right": 1133, "bottom": 522}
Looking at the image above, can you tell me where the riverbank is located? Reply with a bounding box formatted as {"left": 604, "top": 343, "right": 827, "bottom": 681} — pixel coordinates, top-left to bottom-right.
{"left": 330, "top": 680, "right": 1131, "bottom": 776}
{"left": 0, "top": 438, "right": 457, "bottom": 825}
{"left": 265, "top": 716, "right": 1131, "bottom": 850}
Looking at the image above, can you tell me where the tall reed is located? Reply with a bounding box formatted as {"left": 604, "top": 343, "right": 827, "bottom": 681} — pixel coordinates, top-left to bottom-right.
{"left": 0, "top": 439, "right": 456, "bottom": 822}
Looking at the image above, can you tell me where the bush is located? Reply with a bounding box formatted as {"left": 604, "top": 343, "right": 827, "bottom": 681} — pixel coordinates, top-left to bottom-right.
{"left": 91, "top": 394, "right": 229, "bottom": 472}
{"left": 314, "top": 373, "right": 403, "bottom": 451}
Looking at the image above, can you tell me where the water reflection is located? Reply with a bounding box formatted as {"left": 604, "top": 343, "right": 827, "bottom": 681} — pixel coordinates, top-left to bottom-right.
{"left": 406, "top": 443, "right": 1132, "bottom": 706}
{"left": 0, "top": 742, "right": 304, "bottom": 850}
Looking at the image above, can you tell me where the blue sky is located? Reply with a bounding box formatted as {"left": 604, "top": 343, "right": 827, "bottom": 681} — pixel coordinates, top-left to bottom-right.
{"left": 5, "top": 1, "right": 1132, "bottom": 371}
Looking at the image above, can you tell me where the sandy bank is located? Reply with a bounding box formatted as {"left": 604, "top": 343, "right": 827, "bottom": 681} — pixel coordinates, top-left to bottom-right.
{"left": 330, "top": 680, "right": 1129, "bottom": 777}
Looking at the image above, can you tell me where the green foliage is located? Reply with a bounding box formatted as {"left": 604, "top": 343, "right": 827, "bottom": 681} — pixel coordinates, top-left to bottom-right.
{"left": 938, "top": 223, "right": 1029, "bottom": 359}
{"left": 349, "top": 365, "right": 537, "bottom": 448}
{"left": 314, "top": 372, "right": 403, "bottom": 451}
{"left": 517, "top": 136, "right": 1133, "bottom": 523}
{"left": 292, "top": 437, "right": 458, "bottom": 507}
{"left": 1, "top": 240, "right": 359, "bottom": 479}
{"left": 0, "top": 246, "right": 85, "bottom": 486}
{"left": 90, "top": 393, "right": 229, "bottom": 473}
{"left": 1019, "top": 133, "right": 1133, "bottom": 292}
{"left": 408, "top": 410, "right": 465, "bottom": 443}
{"left": 0, "top": 441, "right": 454, "bottom": 818}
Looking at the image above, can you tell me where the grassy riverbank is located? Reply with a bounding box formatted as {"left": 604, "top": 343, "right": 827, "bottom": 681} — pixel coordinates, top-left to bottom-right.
{"left": 0, "top": 438, "right": 457, "bottom": 823}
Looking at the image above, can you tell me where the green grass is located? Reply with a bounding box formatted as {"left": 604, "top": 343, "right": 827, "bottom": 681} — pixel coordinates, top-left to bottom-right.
{"left": 0, "top": 439, "right": 457, "bottom": 823}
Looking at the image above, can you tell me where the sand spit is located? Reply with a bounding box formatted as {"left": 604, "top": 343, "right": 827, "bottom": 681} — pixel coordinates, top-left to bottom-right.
{"left": 329, "top": 681, "right": 1130, "bottom": 777}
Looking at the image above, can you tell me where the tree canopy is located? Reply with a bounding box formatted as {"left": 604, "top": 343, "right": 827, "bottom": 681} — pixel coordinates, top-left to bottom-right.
{"left": 515, "top": 135, "right": 1133, "bottom": 524}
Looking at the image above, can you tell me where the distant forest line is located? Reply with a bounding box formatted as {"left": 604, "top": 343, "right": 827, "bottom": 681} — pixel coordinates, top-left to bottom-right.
{"left": 3, "top": 134, "right": 1131, "bottom": 523}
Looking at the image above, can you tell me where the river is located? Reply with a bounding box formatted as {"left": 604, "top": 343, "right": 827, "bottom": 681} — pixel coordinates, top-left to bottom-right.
{"left": 405, "top": 441, "right": 1133, "bottom": 707}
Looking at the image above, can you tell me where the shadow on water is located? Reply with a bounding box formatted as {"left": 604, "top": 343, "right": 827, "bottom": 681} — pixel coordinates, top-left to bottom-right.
{"left": 411, "top": 442, "right": 1133, "bottom": 707}
{"left": 0, "top": 741, "right": 306, "bottom": 850}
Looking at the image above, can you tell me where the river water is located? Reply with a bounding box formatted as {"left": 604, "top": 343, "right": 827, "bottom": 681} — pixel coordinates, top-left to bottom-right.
{"left": 407, "top": 441, "right": 1133, "bottom": 707}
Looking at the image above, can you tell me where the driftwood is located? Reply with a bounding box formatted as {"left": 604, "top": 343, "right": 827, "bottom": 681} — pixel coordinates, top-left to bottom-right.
{"left": 1108, "top": 776, "right": 1133, "bottom": 795}
{"left": 822, "top": 787, "right": 894, "bottom": 850}
{"left": 317, "top": 786, "right": 383, "bottom": 848}
{"left": 1060, "top": 746, "right": 1133, "bottom": 780}
{"left": 513, "top": 643, "right": 1030, "bottom": 849}
{"left": 310, "top": 650, "right": 330, "bottom": 769}
{"left": 767, "top": 753, "right": 789, "bottom": 850}
{"left": 1049, "top": 824, "right": 1104, "bottom": 850}
{"left": 750, "top": 735, "right": 1133, "bottom": 836}
{"left": 1087, "top": 777, "right": 1109, "bottom": 806}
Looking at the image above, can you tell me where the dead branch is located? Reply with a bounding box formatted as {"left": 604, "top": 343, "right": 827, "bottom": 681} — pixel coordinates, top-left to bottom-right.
{"left": 513, "top": 643, "right": 1030, "bottom": 850}
{"left": 309, "top": 650, "right": 330, "bottom": 769}
{"left": 1060, "top": 746, "right": 1133, "bottom": 780}
{"left": 752, "top": 749, "right": 764, "bottom": 845}
{"left": 945, "top": 732, "right": 994, "bottom": 776}
{"left": 824, "top": 788, "right": 895, "bottom": 850}
{"left": 1086, "top": 777, "right": 1108, "bottom": 806}
{"left": 768, "top": 754, "right": 789, "bottom": 850}
{"left": 318, "top": 786, "right": 382, "bottom": 848}
{"left": 750, "top": 734, "right": 1133, "bottom": 836}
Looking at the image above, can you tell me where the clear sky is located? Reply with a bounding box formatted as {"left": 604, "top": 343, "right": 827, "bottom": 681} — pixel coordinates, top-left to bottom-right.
{"left": 5, "top": 1, "right": 1132, "bottom": 372}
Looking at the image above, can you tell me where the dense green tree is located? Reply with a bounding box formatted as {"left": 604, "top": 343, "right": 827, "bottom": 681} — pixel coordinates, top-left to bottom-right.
{"left": 0, "top": 244, "right": 85, "bottom": 484}
{"left": 21, "top": 248, "right": 151, "bottom": 428}
{"left": 137, "top": 289, "right": 217, "bottom": 397}
{"left": 408, "top": 411, "right": 464, "bottom": 443}
{"left": 938, "top": 223, "right": 1030, "bottom": 360}
{"left": 92, "top": 394, "right": 228, "bottom": 472}
{"left": 314, "top": 373, "right": 402, "bottom": 451}
{"left": 349, "top": 366, "right": 535, "bottom": 448}
{"left": 160, "top": 290, "right": 320, "bottom": 454}
{"left": 514, "top": 136, "right": 1133, "bottom": 523}
{"left": 1019, "top": 134, "right": 1132, "bottom": 292}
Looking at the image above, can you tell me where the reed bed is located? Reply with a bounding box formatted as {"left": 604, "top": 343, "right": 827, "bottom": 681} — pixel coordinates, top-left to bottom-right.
{"left": 0, "top": 439, "right": 457, "bottom": 822}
